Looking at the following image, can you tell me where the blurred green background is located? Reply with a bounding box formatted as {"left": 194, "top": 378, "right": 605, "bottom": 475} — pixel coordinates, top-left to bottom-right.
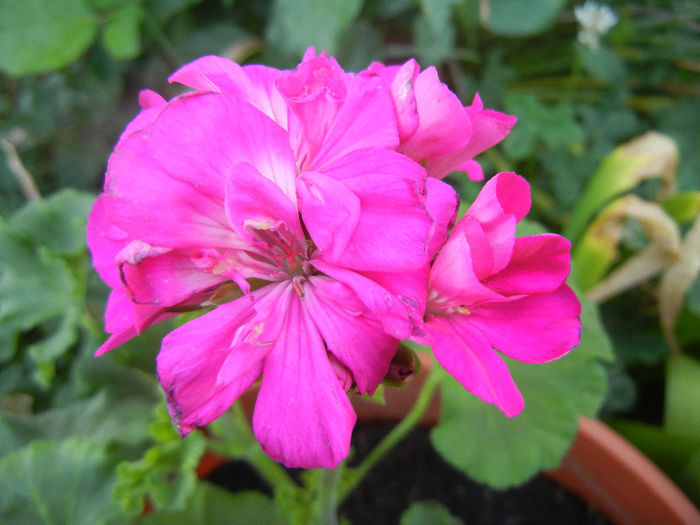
{"left": 0, "top": 0, "right": 698, "bottom": 523}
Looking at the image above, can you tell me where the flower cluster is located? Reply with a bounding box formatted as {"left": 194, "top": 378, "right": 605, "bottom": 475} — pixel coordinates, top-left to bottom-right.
{"left": 88, "top": 49, "right": 580, "bottom": 468}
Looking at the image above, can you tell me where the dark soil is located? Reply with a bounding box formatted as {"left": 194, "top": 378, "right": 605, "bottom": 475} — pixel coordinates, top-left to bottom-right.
{"left": 208, "top": 423, "right": 611, "bottom": 525}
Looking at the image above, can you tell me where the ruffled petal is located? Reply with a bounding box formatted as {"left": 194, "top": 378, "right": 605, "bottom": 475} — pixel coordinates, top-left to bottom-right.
{"left": 308, "top": 75, "right": 399, "bottom": 171}
{"left": 276, "top": 55, "right": 348, "bottom": 166}
{"left": 467, "top": 284, "right": 582, "bottom": 364}
{"left": 253, "top": 293, "right": 355, "bottom": 469}
{"left": 427, "top": 314, "right": 524, "bottom": 417}
{"left": 485, "top": 234, "right": 572, "bottom": 296}
{"left": 304, "top": 276, "right": 397, "bottom": 394}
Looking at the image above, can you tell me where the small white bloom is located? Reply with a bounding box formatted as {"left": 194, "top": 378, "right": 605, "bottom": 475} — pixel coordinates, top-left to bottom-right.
{"left": 574, "top": 1, "right": 618, "bottom": 49}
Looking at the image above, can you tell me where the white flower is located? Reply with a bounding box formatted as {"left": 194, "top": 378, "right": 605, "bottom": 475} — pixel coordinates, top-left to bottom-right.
{"left": 574, "top": 2, "right": 618, "bottom": 49}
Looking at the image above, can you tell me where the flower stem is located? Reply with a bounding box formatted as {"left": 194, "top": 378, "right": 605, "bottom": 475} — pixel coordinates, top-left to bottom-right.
{"left": 231, "top": 403, "right": 299, "bottom": 494}
{"left": 338, "top": 363, "right": 444, "bottom": 503}
{"left": 309, "top": 468, "right": 341, "bottom": 525}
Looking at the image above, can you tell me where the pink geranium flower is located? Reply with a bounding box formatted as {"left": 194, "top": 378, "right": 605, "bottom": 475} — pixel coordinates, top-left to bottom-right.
{"left": 421, "top": 172, "right": 581, "bottom": 416}
{"left": 364, "top": 59, "right": 517, "bottom": 181}
{"left": 88, "top": 53, "right": 458, "bottom": 468}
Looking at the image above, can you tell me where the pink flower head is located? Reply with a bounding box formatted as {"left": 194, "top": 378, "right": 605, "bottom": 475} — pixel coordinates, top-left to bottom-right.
{"left": 364, "top": 60, "right": 517, "bottom": 181}
{"left": 88, "top": 52, "right": 458, "bottom": 468}
{"left": 422, "top": 172, "right": 581, "bottom": 417}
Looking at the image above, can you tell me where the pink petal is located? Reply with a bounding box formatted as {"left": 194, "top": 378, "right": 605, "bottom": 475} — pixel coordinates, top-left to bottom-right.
{"left": 105, "top": 93, "right": 297, "bottom": 249}
{"left": 485, "top": 234, "right": 572, "bottom": 295}
{"left": 296, "top": 171, "right": 360, "bottom": 262}
{"left": 169, "top": 55, "right": 254, "bottom": 96}
{"left": 424, "top": 177, "right": 459, "bottom": 260}
{"left": 384, "top": 59, "right": 420, "bottom": 141}
{"left": 468, "top": 284, "right": 582, "bottom": 363}
{"left": 319, "top": 149, "right": 432, "bottom": 271}
{"left": 460, "top": 172, "right": 529, "bottom": 274}
{"left": 224, "top": 161, "right": 303, "bottom": 244}
{"left": 170, "top": 56, "right": 289, "bottom": 128}
{"left": 466, "top": 172, "right": 531, "bottom": 224}
{"left": 119, "top": 250, "right": 225, "bottom": 306}
{"left": 459, "top": 159, "right": 484, "bottom": 182}
{"left": 429, "top": 229, "right": 504, "bottom": 309}
{"left": 241, "top": 65, "right": 289, "bottom": 128}
{"left": 253, "top": 293, "right": 355, "bottom": 469}
{"left": 144, "top": 93, "right": 297, "bottom": 204}
{"left": 104, "top": 129, "right": 236, "bottom": 249}
{"left": 427, "top": 314, "right": 525, "bottom": 417}
{"left": 96, "top": 288, "right": 174, "bottom": 356}
{"left": 304, "top": 276, "right": 397, "bottom": 394}
{"left": 308, "top": 74, "right": 399, "bottom": 171}
{"left": 157, "top": 294, "right": 268, "bottom": 436}
{"left": 311, "top": 260, "right": 414, "bottom": 340}
{"left": 426, "top": 95, "right": 517, "bottom": 180}
{"left": 399, "top": 66, "right": 472, "bottom": 163}
{"left": 87, "top": 195, "right": 129, "bottom": 288}
{"left": 276, "top": 55, "right": 347, "bottom": 165}
{"left": 362, "top": 267, "right": 429, "bottom": 338}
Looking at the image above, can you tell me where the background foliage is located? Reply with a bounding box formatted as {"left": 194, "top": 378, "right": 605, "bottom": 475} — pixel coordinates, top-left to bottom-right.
{"left": 1, "top": 0, "right": 698, "bottom": 522}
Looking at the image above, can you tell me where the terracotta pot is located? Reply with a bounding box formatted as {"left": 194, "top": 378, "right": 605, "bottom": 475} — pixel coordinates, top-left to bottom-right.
{"left": 547, "top": 416, "right": 700, "bottom": 525}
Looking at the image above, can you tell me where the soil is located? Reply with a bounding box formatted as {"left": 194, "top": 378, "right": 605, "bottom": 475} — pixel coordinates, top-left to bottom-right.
{"left": 208, "top": 422, "right": 611, "bottom": 525}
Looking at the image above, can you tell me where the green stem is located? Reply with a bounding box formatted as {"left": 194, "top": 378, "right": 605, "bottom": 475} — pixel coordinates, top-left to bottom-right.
{"left": 310, "top": 468, "right": 341, "bottom": 525}
{"left": 338, "top": 363, "right": 444, "bottom": 503}
{"left": 231, "top": 403, "right": 299, "bottom": 494}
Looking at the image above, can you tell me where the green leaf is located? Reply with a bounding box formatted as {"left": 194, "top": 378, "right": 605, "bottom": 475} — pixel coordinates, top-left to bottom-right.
{"left": 430, "top": 297, "right": 609, "bottom": 488}
{"left": 267, "top": 0, "right": 363, "bottom": 57}
{"left": 0, "top": 0, "right": 98, "bottom": 76}
{"left": 8, "top": 190, "right": 95, "bottom": 256}
{"left": 414, "top": 0, "right": 459, "bottom": 65}
{"left": 485, "top": 0, "right": 566, "bottom": 37}
{"left": 0, "top": 227, "right": 78, "bottom": 333}
{"left": 113, "top": 404, "right": 207, "bottom": 515}
{"left": 140, "top": 484, "right": 287, "bottom": 525}
{"left": 0, "top": 369, "right": 160, "bottom": 456}
{"left": 577, "top": 44, "right": 626, "bottom": 85}
{"left": 400, "top": 501, "right": 463, "bottom": 525}
{"left": 101, "top": 3, "right": 143, "bottom": 60}
{"left": 564, "top": 132, "right": 679, "bottom": 243}
{"left": 0, "top": 439, "right": 124, "bottom": 525}
{"left": 144, "top": 0, "right": 202, "bottom": 23}
{"left": 665, "top": 355, "right": 700, "bottom": 440}
{"left": 502, "top": 93, "right": 583, "bottom": 161}
{"left": 662, "top": 192, "right": 700, "bottom": 226}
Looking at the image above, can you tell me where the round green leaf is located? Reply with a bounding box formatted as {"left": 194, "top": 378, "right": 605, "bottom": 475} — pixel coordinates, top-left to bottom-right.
{"left": 430, "top": 326, "right": 608, "bottom": 488}
{"left": 0, "top": 0, "right": 98, "bottom": 76}
{"left": 400, "top": 501, "right": 463, "bottom": 525}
